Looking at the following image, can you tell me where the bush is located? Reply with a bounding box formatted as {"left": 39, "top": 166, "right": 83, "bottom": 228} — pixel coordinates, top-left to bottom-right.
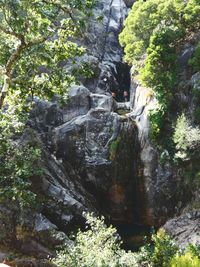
{"left": 119, "top": 0, "right": 200, "bottom": 148}
{"left": 53, "top": 213, "right": 139, "bottom": 267}
{"left": 173, "top": 114, "right": 200, "bottom": 160}
{"left": 53, "top": 214, "right": 200, "bottom": 267}
{"left": 151, "top": 229, "right": 178, "bottom": 267}
{"left": 170, "top": 252, "right": 200, "bottom": 267}
{"left": 189, "top": 42, "right": 200, "bottom": 72}
{"left": 0, "top": 95, "right": 42, "bottom": 209}
{"left": 187, "top": 244, "right": 200, "bottom": 259}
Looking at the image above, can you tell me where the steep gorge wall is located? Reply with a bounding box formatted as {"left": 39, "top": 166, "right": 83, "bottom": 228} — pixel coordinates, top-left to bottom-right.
{"left": 0, "top": 0, "right": 139, "bottom": 258}
{"left": 1, "top": 0, "right": 199, "bottom": 260}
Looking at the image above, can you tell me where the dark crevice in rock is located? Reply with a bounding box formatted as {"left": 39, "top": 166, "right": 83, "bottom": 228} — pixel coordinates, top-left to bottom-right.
{"left": 113, "top": 62, "right": 131, "bottom": 102}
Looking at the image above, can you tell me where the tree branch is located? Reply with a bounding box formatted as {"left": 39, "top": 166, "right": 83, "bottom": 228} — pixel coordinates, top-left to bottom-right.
{"left": 41, "top": 0, "right": 82, "bottom": 34}
{"left": 0, "top": 25, "right": 23, "bottom": 40}
{"left": 6, "top": 41, "right": 26, "bottom": 77}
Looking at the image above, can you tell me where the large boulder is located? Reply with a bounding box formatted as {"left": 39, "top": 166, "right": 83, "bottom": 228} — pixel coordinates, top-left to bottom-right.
{"left": 164, "top": 211, "right": 200, "bottom": 249}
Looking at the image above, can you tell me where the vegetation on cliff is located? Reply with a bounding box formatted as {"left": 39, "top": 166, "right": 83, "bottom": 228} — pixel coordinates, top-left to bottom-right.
{"left": 53, "top": 213, "right": 200, "bottom": 267}
{"left": 0, "top": 0, "right": 199, "bottom": 264}
{"left": 119, "top": 0, "right": 200, "bottom": 148}
{"left": 0, "top": 0, "right": 95, "bottom": 209}
{"left": 0, "top": 0, "right": 95, "bottom": 108}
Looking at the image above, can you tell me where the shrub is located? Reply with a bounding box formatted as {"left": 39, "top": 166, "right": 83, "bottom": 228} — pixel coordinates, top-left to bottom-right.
{"left": 53, "top": 213, "right": 121, "bottom": 266}
{"left": 173, "top": 114, "right": 200, "bottom": 160}
{"left": 0, "top": 95, "right": 42, "bottom": 209}
{"left": 188, "top": 244, "right": 200, "bottom": 259}
{"left": 189, "top": 42, "right": 200, "bottom": 72}
{"left": 53, "top": 214, "right": 200, "bottom": 267}
{"left": 170, "top": 252, "right": 200, "bottom": 267}
{"left": 151, "top": 229, "right": 178, "bottom": 267}
{"left": 119, "top": 0, "right": 200, "bottom": 148}
{"left": 53, "top": 213, "right": 143, "bottom": 267}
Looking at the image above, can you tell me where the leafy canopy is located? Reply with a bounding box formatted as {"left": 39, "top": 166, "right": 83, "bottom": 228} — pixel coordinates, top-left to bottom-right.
{"left": 53, "top": 213, "right": 138, "bottom": 267}
{"left": 0, "top": 94, "right": 42, "bottom": 209}
{"left": 119, "top": 0, "right": 200, "bottom": 147}
{"left": 173, "top": 114, "right": 200, "bottom": 160}
{"left": 0, "top": 0, "right": 95, "bottom": 106}
{"left": 53, "top": 213, "right": 200, "bottom": 267}
{"left": 119, "top": 0, "right": 200, "bottom": 65}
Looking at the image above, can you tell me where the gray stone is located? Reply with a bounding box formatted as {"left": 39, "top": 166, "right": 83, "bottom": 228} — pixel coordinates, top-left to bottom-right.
{"left": 34, "top": 214, "right": 57, "bottom": 232}
{"left": 191, "top": 71, "right": 200, "bottom": 90}
{"left": 124, "top": 0, "right": 135, "bottom": 8}
{"left": 90, "top": 93, "right": 117, "bottom": 111}
{"left": 164, "top": 211, "right": 200, "bottom": 249}
{"left": 62, "top": 85, "right": 91, "bottom": 123}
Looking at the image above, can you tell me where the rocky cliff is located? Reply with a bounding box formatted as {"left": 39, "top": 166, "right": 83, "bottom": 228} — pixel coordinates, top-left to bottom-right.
{"left": 0, "top": 0, "right": 199, "bottom": 262}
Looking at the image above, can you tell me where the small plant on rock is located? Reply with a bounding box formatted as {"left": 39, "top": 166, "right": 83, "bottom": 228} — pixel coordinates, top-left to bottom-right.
{"left": 173, "top": 114, "right": 200, "bottom": 160}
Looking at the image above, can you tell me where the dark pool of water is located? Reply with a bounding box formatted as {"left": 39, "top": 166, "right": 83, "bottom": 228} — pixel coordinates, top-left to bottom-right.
{"left": 115, "top": 223, "right": 154, "bottom": 251}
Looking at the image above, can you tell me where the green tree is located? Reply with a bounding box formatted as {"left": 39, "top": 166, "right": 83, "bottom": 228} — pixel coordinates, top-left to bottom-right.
{"left": 170, "top": 252, "right": 200, "bottom": 267}
{"left": 53, "top": 214, "right": 200, "bottom": 267}
{"left": 0, "top": 0, "right": 95, "bottom": 108}
{"left": 119, "top": 0, "right": 200, "bottom": 65}
{"left": 173, "top": 114, "right": 200, "bottom": 160}
{"left": 119, "top": 0, "right": 185, "bottom": 64}
{"left": 151, "top": 229, "right": 178, "bottom": 267}
{"left": 0, "top": 94, "right": 42, "bottom": 208}
{"left": 119, "top": 0, "right": 200, "bottom": 146}
{"left": 53, "top": 213, "right": 139, "bottom": 267}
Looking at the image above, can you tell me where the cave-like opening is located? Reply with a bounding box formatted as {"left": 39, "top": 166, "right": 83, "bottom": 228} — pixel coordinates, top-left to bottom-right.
{"left": 111, "top": 62, "right": 131, "bottom": 102}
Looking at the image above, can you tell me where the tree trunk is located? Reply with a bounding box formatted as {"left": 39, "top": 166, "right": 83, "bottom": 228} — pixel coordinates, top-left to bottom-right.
{"left": 0, "top": 75, "right": 10, "bottom": 109}
{"left": 0, "top": 39, "right": 26, "bottom": 109}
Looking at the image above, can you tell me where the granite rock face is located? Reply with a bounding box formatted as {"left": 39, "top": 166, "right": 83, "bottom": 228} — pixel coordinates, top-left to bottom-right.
{"left": 0, "top": 0, "right": 137, "bottom": 258}
{"left": 125, "top": 38, "right": 200, "bottom": 229}
{"left": 1, "top": 0, "right": 200, "bottom": 260}
{"left": 164, "top": 211, "right": 200, "bottom": 249}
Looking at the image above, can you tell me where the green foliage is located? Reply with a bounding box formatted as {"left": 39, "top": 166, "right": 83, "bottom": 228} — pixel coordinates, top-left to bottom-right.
{"left": 173, "top": 114, "right": 200, "bottom": 160}
{"left": 53, "top": 214, "right": 200, "bottom": 267}
{"left": 184, "top": 0, "right": 200, "bottom": 26}
{"left": 170, "top": 252, "right": 200, "bottom": 267}
{"left": 119, "top": 0, "right": 200, "bottom": 147}
{"left": 109, "top": 136, "right": 121, "bottom": 161}
{"left": 187, "top": 244, "right": 200, "bottom": 259}
{"left": 0, "top": 0, "right": 95, "bottom": 105}
{"left": 53, "top": 213, "right": 138, "bottom": 267}
{"left": 189, "top": 42, "right": 200, "bottom": 71}
{"left": 148, "top": 106, "right": 166, "bottom": 144}
{"left": 119, "top": 0, "right": 200, "bottom": 65}
{"left": 0, "top": 95, "right": 42, "bottom": 209}
{"left": 151, "top": 229, "right": 178, "bottom": 267}
{"left": 139, "top": 26, "right": 181, "bottom": 144}
{"left": 119, "top": 0, "right": 186, "bottom": 64}
{"left": 0, "top": 142, "right": 41, "bottom": 209}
